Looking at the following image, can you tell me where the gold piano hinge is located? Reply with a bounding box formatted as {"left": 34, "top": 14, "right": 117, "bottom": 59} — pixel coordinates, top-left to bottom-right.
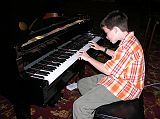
{"left": 21, "top": 19, "right": 85, "bottom": 48}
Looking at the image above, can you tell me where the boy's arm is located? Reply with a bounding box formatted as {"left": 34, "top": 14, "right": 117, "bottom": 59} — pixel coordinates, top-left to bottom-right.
{"left": 87, "top": 56, "right": 109, "bottom": 75}
{"left": 89, "top": 41, "right": 114, "bottom": 57}
{"left": 98, "top": 46, "right": 115, "bottom": 57}
{"left": 79, "top": 51, "right": 109, "bottom": 75}
{"left": 105, "top": 48, "right": 115, "bottom": 57}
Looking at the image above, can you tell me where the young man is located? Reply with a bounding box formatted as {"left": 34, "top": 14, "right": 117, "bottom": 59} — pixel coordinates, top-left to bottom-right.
{"left": 73, "top": 10, "right": 145, "bottom": 119}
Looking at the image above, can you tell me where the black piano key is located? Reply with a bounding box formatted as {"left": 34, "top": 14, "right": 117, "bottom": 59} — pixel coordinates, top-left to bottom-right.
{"left": 36, "top": 70, "right": 50, "bottom": 76}
{"left": 43, "top": 57, "right": 54, "bottom": 62}
{"left": 49, "top": 51, "right": 64, "bottom": 57}
{"left": 51, "top": 58, "right": 66, "bottom": 63}
{"left": 49, "top": 54, "right": 59, "bottom": 57}
{"left": 26, "top": 68, "right": 37, "bottom": 74}
{"left": 58, "top": 49, "right": 77, "bottom": 54}
{"left": 49, "top": 62, "right": 60, "bottom": 66}
{"left": 31, "top": 64, "right": 44, "bottom": 69}
{"left": 43, "top": 56, "right": 66, "bottom": 63}
{"left": 59, "top": 55, "right": 70, "bottom": 59}
{"left": 58, "top": 58, "right": 67, "bottom": 63}
{"left": 65, "top": 51, "right": 76, "bottom": 55}
{"left": 43, "top": 66, "right": 56, "bottom": 72}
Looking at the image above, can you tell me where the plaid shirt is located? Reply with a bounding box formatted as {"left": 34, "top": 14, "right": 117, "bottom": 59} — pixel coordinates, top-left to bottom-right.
{"left": 98, "top": 32, "right": 145, "bottom": 100}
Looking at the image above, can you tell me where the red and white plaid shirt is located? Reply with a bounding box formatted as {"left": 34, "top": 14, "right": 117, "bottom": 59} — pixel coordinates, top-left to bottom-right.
{"left": 98, "top": 32, "right": 145, "bottom": 100}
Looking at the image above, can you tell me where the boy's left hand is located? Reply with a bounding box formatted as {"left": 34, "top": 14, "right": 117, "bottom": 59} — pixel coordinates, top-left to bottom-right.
{"left": 78, "top": 50, "right": 91, "bottom": 61}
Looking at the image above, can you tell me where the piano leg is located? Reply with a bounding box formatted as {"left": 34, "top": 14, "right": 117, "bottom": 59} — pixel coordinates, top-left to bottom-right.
{"left": 0, "top": 87, "right": 31, "bottom": 119}
{"left": 12, "top": 98, "right": 31, "bottom": 119}
{"left": 47, "top": 92, "right": 63, "bottom": 107}
{"left": 78, "top": 60, "right": 86, "bottom": 79}
{"left": 0, "top": 80, "right": 31, "bottom": 119}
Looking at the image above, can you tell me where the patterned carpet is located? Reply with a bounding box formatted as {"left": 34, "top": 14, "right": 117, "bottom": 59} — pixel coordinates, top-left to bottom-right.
{"left": 143, "top": 33, "right": 160, "bottom": 119}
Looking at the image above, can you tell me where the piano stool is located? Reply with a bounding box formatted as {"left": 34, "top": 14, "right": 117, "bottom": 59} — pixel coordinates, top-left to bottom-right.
{"left": 93, "top": 92, "right": 144, "bottom": 119}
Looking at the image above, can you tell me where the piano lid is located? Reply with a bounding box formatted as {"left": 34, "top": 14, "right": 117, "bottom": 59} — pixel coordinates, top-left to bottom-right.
{"left": 17, "top": 13, "right": 91, "bottom": 49}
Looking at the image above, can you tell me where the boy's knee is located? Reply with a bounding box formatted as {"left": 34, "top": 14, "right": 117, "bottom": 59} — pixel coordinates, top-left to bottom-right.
{"left": 73, "top": 97, "right": 86, "bottom": 111}
{"left": 77, "top": 78, "right": 84, "bottom": 88}
{"left": 73, "top": 98, "right": 81, "bottom": 109}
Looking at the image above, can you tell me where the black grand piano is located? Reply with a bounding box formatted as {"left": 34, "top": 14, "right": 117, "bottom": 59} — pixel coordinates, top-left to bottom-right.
{"left": 1, "top": 11, "right": 103, "bottom": 119}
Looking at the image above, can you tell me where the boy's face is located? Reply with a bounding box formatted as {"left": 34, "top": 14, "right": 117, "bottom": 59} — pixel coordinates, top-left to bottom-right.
{"left": 102, "top": 26, "right": 119, "bottom": 44}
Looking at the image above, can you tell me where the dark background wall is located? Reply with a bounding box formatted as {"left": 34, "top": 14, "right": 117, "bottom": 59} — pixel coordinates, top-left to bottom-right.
{"left": 13, "top": 0, "right": 160, "bottom": 32}
{"left": 1, "top": 0, "right": 158, "bottom": 52}
{"left": 3, "top": 0, "right": 160, "bottom": 52}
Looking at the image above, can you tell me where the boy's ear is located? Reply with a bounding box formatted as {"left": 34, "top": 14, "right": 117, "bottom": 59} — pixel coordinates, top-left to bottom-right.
{"left": 113, "top": 26, "right": 120, "bottom": 33}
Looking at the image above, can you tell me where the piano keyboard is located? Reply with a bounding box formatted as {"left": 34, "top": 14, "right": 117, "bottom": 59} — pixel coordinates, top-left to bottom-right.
{"left": 25, "top": 35, "right": 101, "bottom": 85}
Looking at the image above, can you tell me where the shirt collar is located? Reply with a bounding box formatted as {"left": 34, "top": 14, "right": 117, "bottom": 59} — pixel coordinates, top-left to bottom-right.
{"left": 119, "top": 31, "right": 134, "bottom": 46}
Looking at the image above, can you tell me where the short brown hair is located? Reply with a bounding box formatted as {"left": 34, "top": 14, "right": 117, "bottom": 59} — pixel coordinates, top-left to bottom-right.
{"left": 100, "top": 10, "right": 128, "bottom": 31}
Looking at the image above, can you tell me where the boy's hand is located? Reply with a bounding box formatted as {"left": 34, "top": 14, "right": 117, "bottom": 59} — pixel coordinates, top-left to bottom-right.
{"left": 78, "top": 51, "right": 91, "bottom": 62}
{"left": 89, "top": 41, "right": 102, "bottom": 51}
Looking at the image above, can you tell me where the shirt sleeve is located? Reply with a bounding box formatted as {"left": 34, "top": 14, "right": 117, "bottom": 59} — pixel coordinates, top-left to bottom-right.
{"left": 104, "top": 46, "right": 131, "bottom": 78}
